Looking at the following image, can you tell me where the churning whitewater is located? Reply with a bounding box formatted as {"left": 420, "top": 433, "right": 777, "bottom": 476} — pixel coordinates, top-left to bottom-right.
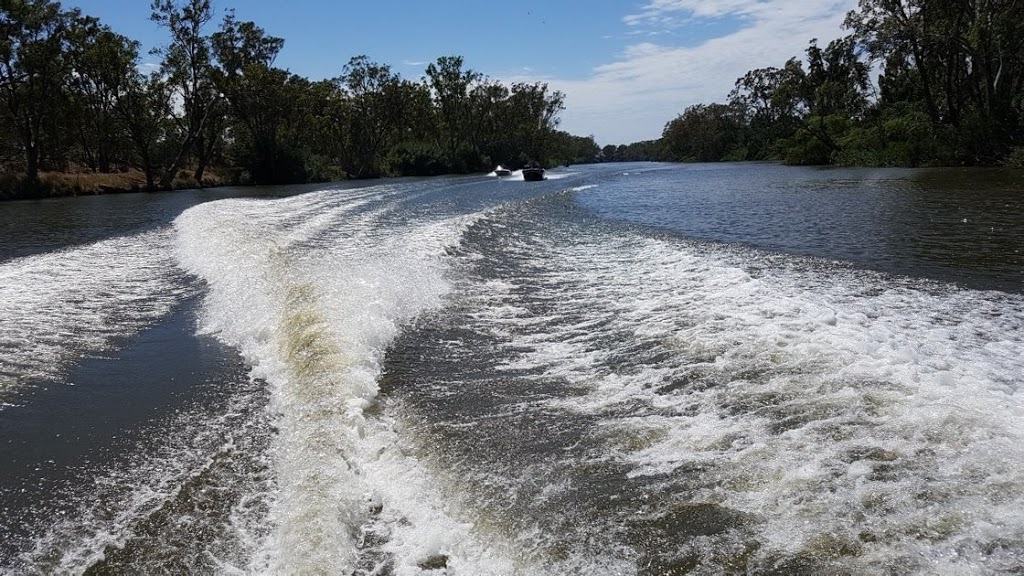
{"left": 2, "top": 164, "right": 1023, "bottom": 574}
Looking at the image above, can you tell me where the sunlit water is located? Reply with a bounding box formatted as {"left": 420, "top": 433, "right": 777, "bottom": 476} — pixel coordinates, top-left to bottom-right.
{"left": 1, "top": 163, "right": 1022, "bottom": 574}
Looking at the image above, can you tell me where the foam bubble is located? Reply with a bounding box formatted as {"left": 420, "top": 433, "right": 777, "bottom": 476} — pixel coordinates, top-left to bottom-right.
{"left": 0, "top": 230, "right": 191, "bottom": 400}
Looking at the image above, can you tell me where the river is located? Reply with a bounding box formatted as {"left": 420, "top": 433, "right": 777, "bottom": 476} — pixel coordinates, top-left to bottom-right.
{"left": 1, "top": 163, "right": 1022, "bottom": 574}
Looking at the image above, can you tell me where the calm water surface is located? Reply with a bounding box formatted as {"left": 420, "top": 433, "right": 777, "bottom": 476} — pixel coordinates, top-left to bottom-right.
{"left": 1, "top": 163, "right": 1022, "bottom": 574}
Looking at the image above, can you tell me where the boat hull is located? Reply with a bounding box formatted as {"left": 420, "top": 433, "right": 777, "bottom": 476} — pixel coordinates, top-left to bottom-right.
{"left": 522, "top": 168, "right": 545, "bottom": 181}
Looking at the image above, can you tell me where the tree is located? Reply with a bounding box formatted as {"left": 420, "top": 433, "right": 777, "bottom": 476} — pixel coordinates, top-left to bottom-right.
{"left": 728, "top": 60, "right": 805, "bottom": 159}
{"left": 467, "top": 79, "right": 511, "bottom": 164}
{"left": 65, "top": 18, "right": 139, "bottom": 173}
{"left": 210, "top": 11, "right": 294, "bottom": 183}
{"left": 846, "top": 0, "right": 1024, "bottom": 162}
{"left": 150, "top": 0, "right": 220, "bottom": 186}
{"left": 803, "top": 36, "right": 871, "bottom": 118}
{"left": 546, "top": 131, "right": 600, "bottom": 165}
{"left": 114, "top": 71, "right": 173, "bottom": 190}
{"left": 505, "top": 81, "right": 565, "bottom": 166}
{"left": 335, "top": 56, "right": 421, "bottom": 178}
{"left": 0, "top": 0, "right": 73, "bottom": 181}
{"left": 784, "top": 36, "right": 872, "bottom": 163}
{"left": 662, "top": 103, "right": 744, "bottom": 162}
{"left": 425, "top": 55, "right": 482, "bottom": 168}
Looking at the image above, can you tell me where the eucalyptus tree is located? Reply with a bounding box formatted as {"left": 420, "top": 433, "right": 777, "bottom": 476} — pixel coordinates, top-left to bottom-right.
{"left": 299, "top": 78, "right": 348, "bottom": 173}
{"left": 0, "top": 0, "right": 72, "bottom": 181}
{"left": 662, "top": 102, "right": 744, "bottom": 162}
{"left": 803, "top": 36, "right": 871, "bottom": 118}
{"left": 547, "top": 130, "right": 600, "bottom": 165}
{"left": 150, "top": 0, "right": 221, "bottom": 186}
{"left": 210, "top": 11, "right": 293, "bottom": 183}
{"left": 728, "top": 59, "right": 805, "bottom": 159}
{"left": 505, "top": 81, "right": 565, "bottom": 165}
{"left": 425, "top": 55, "right": 482, "bottom": 168}
{"left": 846, "top": 0, "right": 1024, "bottom": 161}
{"left": 65, "top": 18, "right": 139, "bottom": 173}
{"left": 467, "top": 80, "right": 511, "bottom": 164}
{"left": 336, "top": 55, "right": 423, "bottom": 178}
{"left": 844, "top": 0, "right": 943, "bottom": 124}
{"left": 113, "top": 71, "right": 172, "bottom": 190}
{"left": 788, "top": 36, "right": 872, "bottom": 162}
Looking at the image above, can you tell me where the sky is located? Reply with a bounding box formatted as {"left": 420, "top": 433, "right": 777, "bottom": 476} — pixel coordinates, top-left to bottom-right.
{"left": 67, "top": 0, "right": 858, "bottom": 145}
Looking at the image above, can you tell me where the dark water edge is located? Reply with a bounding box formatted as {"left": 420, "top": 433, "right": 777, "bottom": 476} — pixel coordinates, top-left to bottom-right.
{"left": 0, "top": 294, "right": 255, "bottom": 565}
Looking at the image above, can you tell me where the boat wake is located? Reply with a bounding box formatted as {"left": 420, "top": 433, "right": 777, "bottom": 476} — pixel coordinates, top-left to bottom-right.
{"left": 172, "top": 189, "right": 528, "bottom": 574}
{"left": 0, "top": 229, "right": 191, "bottom": 404}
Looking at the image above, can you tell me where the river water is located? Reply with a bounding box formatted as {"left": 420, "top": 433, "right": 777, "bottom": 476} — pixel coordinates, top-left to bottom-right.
{"left": 1, "top": 163, "right": 1022, "bottom": 574}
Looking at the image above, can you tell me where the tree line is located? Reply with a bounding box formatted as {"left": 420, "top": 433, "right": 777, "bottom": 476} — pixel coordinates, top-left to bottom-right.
{"left": 0, "top": 0, "right": 601, "bottom": 196}
{"left": 658, "top": 0, "right": 1024, "bottom": 167}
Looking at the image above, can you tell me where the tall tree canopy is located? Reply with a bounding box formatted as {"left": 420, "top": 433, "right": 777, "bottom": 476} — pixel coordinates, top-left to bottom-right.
{"left": 0, "top": 0, "right": 592, "bottom": 198}
{"left": 650, "top": 0, "right": 1024, "bottom": 167}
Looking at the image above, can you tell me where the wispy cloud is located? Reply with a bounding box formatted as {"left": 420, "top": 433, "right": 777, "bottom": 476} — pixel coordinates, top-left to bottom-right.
{"left": 624, "top": 0, "right": 772, "bottom": 27}
{"left": 516, "top": 0, "right": 857, "bottom": 144}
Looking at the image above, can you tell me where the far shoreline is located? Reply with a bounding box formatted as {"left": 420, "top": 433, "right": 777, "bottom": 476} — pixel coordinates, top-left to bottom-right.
{"left": 4, "top": 160, "right": 1021, "bottom": 203}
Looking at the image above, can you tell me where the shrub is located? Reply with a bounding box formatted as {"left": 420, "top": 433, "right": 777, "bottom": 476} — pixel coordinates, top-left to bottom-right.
{"left": 1008, "top": 147, "right": 1024, "bottom": 168}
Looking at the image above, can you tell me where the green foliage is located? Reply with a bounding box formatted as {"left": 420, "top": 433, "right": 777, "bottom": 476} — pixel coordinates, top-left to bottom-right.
{"left": 0, "top": 0, "right": 75, "bottom": 179}
{"left": 642, "top": 1, "right": 1024, "bottom": 168}
{"left": 386, "top": 141, "right": 450, "bottom": 176}
{"left": 1, "top": 2, "right": 586, "bottom": 198}
{"left": 662, "top": 103, "right": 744, "bottom": 162}
{"left": 149, "top": 0, "right": 220, "bottom": 186}
{"left": 598, "top": 141, "right": 662, "bottom": 163}
{"left": 546, "top": 131, "right": 600, "bottom": 166}
{"left": 779, "top": 127, "right": 830, "bottom": 166}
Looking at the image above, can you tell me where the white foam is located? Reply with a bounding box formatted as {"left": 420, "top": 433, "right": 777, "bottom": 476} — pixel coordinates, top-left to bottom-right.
{"left": 174, "top": 188, "right": 528, "bottom": 573}
{"left": 0, "top": 230, "right": 190, "bottom": 400}
{"left": 15, "top": 377, "right": 272, "bottom": 574}
{"left": 464, "top": 226, "right": 1024, "bottom": 570}
{"left": 486, "top": 169, "right": 575, "bottom": 182}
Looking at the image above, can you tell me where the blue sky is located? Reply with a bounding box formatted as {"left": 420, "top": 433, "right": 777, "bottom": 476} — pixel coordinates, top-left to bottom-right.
{"left": 67, "top": 0, "right": 857, "bottom": 144}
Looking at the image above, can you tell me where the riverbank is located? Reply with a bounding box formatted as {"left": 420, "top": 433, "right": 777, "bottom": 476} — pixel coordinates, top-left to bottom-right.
{"left": 0, "top": 169, "right": 237, "bottom": 201}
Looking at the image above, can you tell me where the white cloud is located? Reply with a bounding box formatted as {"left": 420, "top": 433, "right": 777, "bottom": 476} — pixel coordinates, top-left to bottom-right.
{"left": 626, "top": 0, "right": 776, "bottom": 24}
{"left": 516, "top": 0, "right": 858, "bottom": 145}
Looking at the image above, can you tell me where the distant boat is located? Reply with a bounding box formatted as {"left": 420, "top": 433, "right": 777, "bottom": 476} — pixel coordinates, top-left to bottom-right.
{"left": 522, "top": 167, "right": 545, "bottom": 181}
{"left": 493, "top": 165, "right": 512, "bottom": 177}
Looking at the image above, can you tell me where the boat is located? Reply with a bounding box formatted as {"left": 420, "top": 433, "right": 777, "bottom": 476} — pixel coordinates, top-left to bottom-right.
{"left": 522, "top": 167, "right": 545, "bottom": 181}
{"left": 493, "top": 165, "right": 512, "bottom": 177}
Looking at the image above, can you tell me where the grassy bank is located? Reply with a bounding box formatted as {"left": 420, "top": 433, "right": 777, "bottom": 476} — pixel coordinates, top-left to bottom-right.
{"left": 0, "top": 169, "right": 236, "bottom": 201}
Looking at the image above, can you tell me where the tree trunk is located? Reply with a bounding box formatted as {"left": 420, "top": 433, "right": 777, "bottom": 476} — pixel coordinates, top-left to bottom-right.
{"left": 25, "top": 141, "right": 39, "bottom": 182}
{"left": 158, "top": 140, "right": 191, "bottom": 189}
{"left": 193, "top": 132, "right": 207, "bottom": 184}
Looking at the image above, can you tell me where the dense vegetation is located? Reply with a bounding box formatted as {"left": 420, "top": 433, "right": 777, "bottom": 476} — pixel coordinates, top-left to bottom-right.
{"left": 5, "top": 1, "right": 1021, "bottom": 200}
{"left": 659, "top": 0, "right": 1024, "bottom": 167}
{"left": 1, "top": 0, "right": 600, "bottom": 198}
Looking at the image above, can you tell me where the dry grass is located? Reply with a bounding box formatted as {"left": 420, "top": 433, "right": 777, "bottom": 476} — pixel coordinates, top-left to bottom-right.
{"left": 39, "top": 169, "right": 149, "bottom": 193}
{"left": 1, "top": 167, "right": 232, "bottom": 200}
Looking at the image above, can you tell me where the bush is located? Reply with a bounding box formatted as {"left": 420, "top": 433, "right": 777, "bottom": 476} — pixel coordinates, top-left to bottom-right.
{"left": 387, "top": 142, "right": 449, "bottom": 176}
{"left": 1008, "top": 147, "right": 1024, "bottom": 168}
